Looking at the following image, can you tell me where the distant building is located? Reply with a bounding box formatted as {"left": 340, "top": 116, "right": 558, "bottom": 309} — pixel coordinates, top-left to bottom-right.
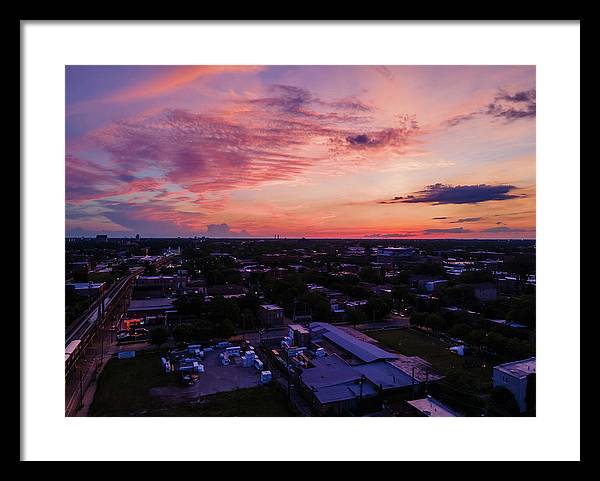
{"left": 339, "top": 263, "right": 360, "bottom": 274}
{"left": 95, "top": 234, "right": 108, "bottom": 243}
{"left": 424, "top": 279, "right": 448, "bottom": 293}
{"left": 492, "top": 357, "right": 536, "bottom": 413}
{"left": 470, "top": 282, "right": 497, "bottom": 302}
{"left": 186, "top": 278, "right": 207, "bottom": 295}
{"left": 259, "top": 304, "right": 285, "bottom": 327}
{"left": 134, "top": 274, "right": 188, "bottom": 298}
{"left": 376, "top": 247, "right": 416, "bottom": 266}
{"left": 127, "top": 297, "right": 175, "bottom": 320}
{"left": 206, "top": 284, "right": 246, "bottom": 299}
{"left": 66, "top": 281, "right": 106, "bottom": 297}
{"left": 68, "top": 261, "right": 91, "bottom": 275}
{"left": 345, "top": 246, "right": 366, "bottom": 257}
{"left": 497, "top": 276, "right": 521, "bottom": 295}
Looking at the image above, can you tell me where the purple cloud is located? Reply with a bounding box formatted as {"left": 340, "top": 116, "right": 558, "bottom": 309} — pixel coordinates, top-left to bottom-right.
{"left": 423, "top": 227, "right": 472, "bottom": 235}
{"left": 380, "top": 183, "right": 523, "bottom": 205}
{"left": 443, "top": 88, "right": 536, "bottom": 127}
{"left": 450, "top": 217, "right": 483, "bottom": 223}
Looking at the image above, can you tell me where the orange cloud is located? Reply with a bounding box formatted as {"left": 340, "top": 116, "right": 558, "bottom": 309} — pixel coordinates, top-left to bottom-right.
{"left": 106, "top": 65, "right": 264, "bottom": 103}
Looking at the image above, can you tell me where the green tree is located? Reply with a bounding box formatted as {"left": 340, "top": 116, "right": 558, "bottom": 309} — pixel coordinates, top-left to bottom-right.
{"left": 300, "top": 292, "right": 332, "bottom": 322}
{"left": 450, "top": 323, "right": 470, "bottom": 340}
{"left": 359, "top": 267, "right": 384, "bottom": 284}
{"left": 504, "top": 254, "right": 535, "bottom": 283}
{"left": 391, "top": 284, "right": 410, "bottom": 308}
{"left": 507, "top": 295, "right": 536, "bottom": 329}
{"left": 491, "top": 386, "right": 521, "bottom": 416}
{"left": 347, "top": 308, "right": 367, "bottom": 327}
{"left": 466, "top": 329, "right": 487, "bottom": 351}
{"left": 366, "top": 295, "right": 393, "bottom": 322}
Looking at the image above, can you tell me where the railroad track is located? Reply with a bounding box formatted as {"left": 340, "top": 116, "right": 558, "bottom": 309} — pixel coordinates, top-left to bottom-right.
{"left": 65, "top": 267, "right": 143, "bottom": 347}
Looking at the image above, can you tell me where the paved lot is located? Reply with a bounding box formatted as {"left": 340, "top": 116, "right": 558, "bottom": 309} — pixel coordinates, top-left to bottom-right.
{"left": 150, "top": 348, "right": 263, "bottom": 403}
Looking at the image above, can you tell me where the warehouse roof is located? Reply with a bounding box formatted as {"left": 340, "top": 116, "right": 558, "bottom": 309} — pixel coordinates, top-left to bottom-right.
{"left": 128, "top": 297, "right": 175, "bottom": 311}
{"left": 310, "top": 322, "right": 400, "bottom": 363}
{"left": 407, "top": 397, "right": 459, "bottom": 417}
{"left": 494, "top": 357, "right": 536, "bottom": 379}
{"left": 312, "top": 381, "right": 378, "bottom": 405}
{"left": 300, "top": 355, "right": 379, "bottom": 404}
{"left": 300, "top": 355, "right": 360, "bottom": 388}
{"left": 354, "top": 361, "right": 415, "bottom": 390}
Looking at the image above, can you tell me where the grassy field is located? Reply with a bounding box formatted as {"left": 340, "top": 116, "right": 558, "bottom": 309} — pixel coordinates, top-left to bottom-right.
{"left": 89, "top": 352, "right": 295, "bottom": 417}
{"left": 367, "top": 328, "right": 493, "bottom": 414}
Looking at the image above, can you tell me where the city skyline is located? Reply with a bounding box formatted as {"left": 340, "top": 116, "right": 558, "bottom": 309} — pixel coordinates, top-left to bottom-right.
{"left": 66, "top": 65, "right": 536, "bottom": 239}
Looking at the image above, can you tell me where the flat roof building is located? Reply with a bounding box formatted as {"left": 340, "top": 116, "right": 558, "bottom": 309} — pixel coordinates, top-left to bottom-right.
{"left": 310, "top": 322, "right": 400, "bottom": 364}
{"left": 406, "top": 397, "right": 460, "bottom": 417}
{"left": 258, "top": 304, "right": 285, "bottom": 327}
{"left": 299, "top": 355, "right": 379, "bottom": 416}
{"left": 493, "top": 357, "right": 536, "bottom": 414}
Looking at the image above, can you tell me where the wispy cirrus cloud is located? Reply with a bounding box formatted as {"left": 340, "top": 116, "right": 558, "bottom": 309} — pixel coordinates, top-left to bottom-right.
{"left": 102, "top": 66, "right": 263, "bottom": 104}
{"left": 67, "top": 82, "right": 424, "bottom": 235}
{"left": 81, "top": 85, "right": 419, "bottom": 198}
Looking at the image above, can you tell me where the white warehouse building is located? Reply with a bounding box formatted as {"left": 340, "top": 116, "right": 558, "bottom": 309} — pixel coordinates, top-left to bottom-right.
{"left": 492, "top": 357, "right": 536, "bottom": 413}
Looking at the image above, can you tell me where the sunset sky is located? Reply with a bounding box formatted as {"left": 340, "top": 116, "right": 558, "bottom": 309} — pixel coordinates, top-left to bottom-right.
{"left": 65, "top": 65, "right": 535, "bottom": 239}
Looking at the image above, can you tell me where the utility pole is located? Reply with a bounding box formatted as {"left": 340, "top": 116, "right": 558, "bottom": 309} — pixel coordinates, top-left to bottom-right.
{"left": 78, "top": 368, "right": 84, "bottom": 410}
{"left": 358, "top": 374, "right": 365, "bottom": 415}
{"left": 286, "top": 356, "right": 292, "bottom": 401}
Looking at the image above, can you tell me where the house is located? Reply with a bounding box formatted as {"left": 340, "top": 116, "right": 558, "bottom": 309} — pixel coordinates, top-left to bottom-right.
{"left": 258, "top": 304, "right": 285, "bottom": 327}
{"left": 492, "top": 357, "right": 536, "bottom": 413}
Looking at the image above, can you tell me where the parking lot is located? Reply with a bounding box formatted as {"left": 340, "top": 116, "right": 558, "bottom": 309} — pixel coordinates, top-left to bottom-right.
{"left": 150, "top": 347, "right": 264, "bottom": 403}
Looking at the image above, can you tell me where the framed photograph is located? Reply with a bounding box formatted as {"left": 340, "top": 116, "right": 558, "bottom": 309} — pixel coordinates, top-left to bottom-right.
{"left": 21, "top": 20, "right": 580, "bottom": 461}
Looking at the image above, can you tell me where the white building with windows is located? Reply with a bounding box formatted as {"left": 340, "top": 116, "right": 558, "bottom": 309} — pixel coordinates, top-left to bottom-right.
{"left": 492, "top": 357, "right": 536, "bottom": 413}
